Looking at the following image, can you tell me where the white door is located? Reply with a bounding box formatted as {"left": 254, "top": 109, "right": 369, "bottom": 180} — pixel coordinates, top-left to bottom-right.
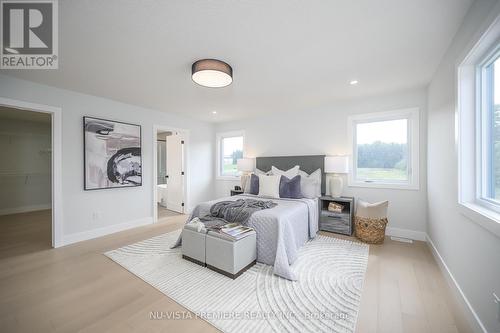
{"left": 166, "top": 133, "right": 184, "bottom": 213}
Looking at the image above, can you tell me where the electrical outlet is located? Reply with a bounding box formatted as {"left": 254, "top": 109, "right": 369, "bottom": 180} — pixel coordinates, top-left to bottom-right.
{"left": 494, "top": 292, "right": 500, "bottom": 322}
{"left": 92, "top": 212, "right": 99, "bottom": 221}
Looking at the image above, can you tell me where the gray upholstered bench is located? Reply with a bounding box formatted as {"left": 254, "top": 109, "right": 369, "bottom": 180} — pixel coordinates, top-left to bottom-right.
{"left": 181, "top": 224, "right": 207, "bottom": 266}
{"left": 206, "top": 230, "right": 256, "bottom": 279}
{"left": 181, "top": 223, "right": 257, "bottom": 279}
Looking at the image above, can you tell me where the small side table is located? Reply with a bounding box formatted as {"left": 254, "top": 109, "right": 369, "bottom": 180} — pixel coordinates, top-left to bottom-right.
{"left": 230, "top": 190, "right": 244, "bottom": 196}
{"left": 319, "top": 196, "right": 355, "bottom": 236}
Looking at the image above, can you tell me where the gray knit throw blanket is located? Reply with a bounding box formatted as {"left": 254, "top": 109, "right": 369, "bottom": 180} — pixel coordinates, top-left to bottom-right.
{"left": 200, "top": 199, "right": 277, "bottom": 227}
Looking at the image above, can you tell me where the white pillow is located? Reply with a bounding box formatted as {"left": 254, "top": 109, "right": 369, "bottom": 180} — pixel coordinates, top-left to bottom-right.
{"left": 299, "top": 168, "right": 322, "bottom": 197}
{"left": 271, "top": 165, "right": 299, "bottom": 179}
{"left": 258, "top": 174, "right": 280, "bottom": 198}
{"left": 300, "top": 177, "right": 319, "bottom": 198}
{"left": 356, "top": 199, "right": 389, "bottom": 219}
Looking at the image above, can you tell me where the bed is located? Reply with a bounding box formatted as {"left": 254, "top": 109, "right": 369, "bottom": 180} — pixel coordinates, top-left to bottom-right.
{"left": 179, "top": 155, "right": 325, "bottom": 280}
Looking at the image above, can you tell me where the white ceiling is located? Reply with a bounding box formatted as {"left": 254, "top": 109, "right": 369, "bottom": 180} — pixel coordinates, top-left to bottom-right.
{"left": 2, "top": 0, "right": 472, "bottom": 122}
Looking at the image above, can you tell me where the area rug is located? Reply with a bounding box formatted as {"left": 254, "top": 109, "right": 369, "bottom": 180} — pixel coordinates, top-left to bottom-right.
{"left": 105, "top": 230, "right": 369, "bottom": 333}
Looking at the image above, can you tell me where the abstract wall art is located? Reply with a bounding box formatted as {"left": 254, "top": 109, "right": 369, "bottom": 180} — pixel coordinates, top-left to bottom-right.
{"left": 83, "top": 117, "right": 142, "bottom": 190}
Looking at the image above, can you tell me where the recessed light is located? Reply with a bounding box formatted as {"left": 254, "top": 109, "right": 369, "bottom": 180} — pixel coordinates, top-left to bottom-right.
{"left": 212, "top": 111, "right": 217, "bottom": 114}
{"left": 350, "top": 80, "right": 359, "bottom": 85}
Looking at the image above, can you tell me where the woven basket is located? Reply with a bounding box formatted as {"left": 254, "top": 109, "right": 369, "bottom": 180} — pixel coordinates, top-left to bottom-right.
{"left": 355, "top": 216, "right": 388, "bottom": 244}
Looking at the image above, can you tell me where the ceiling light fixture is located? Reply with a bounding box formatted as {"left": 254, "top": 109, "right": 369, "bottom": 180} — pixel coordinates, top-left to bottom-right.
{"left": 349, "top": 80, "right": 359, "bottom": 85}
{"left": 192, "top": 59, "right": 233, "bottom": 88}
{"left": 212, "top": 111, "right": 217, "bottom": 114}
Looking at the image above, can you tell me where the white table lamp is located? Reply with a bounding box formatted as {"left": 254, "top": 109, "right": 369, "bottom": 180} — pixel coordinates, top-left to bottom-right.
{"left": 325, "top": 156, "right": 349, "bottom": 197}
{"left": 237, "top": 158, "right": 255, "bottom": 192}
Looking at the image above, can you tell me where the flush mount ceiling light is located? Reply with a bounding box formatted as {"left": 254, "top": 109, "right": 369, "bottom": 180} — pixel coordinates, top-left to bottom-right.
{"left": 349, "top": 80, "right": 359, "bottom": 85}
{"left": 192, "top": 59, "right": 233, "bottom": 88}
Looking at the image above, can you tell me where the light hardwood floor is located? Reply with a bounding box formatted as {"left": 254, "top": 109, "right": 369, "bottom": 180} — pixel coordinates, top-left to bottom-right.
{"left": 0, "top": 211, "right": 472, "bottom": 333}
{"left": 157, "top": 204, "right": 181, "bottom": 220}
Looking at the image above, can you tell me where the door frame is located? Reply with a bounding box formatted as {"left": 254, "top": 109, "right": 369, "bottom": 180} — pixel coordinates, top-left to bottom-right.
{"left": 152, "top": 124, "right": 189, "bottom": 222}
{"left": 0, "top": 97, "right": 63, "bottom": 248}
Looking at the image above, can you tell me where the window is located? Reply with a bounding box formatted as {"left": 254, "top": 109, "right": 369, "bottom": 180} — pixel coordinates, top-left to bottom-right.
{"left": 457, "top": 20, "right": 500, "bottom": 237}
{"left": 348, "top": 108, "right": 419, "bottom": 189}
{"left": 477, "top": 51, "right": 500, "bottom": 212}
{"left": 216, "top": 131, "right": 244, "bottom": 179}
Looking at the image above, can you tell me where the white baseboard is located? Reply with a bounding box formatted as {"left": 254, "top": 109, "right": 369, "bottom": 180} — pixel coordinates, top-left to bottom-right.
{"left": 426, "top": 235, "right": 487, "bottom": 333}
{"left": 385, "top": 226, "right": 427, "bottom": 241}
{"left": 62, "top": 217, "right": 153, "bottom": 246}
{"left": 0, "top": 204, "right": 51, "bottom": 216}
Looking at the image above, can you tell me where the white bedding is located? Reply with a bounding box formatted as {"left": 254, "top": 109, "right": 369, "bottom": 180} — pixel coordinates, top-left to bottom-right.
{"left": 181, "top": 194, "right": 319, "bottom": 280}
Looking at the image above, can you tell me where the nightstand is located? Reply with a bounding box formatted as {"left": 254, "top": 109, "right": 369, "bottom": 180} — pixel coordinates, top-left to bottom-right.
{"left": 319, "top": 196, "right": 355, "bottom": 236}
{"left": 230, "top": 190, "right": 244, "bottom": 196}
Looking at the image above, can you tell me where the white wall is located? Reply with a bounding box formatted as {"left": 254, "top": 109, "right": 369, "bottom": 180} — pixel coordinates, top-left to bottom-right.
{"left": 215, "top": 88, "right": 428, "bottom": 238}
{"left": 0, "top": 117, "right": 51, "bottom": 214}
{"left": 427, "top": 0, "right": 500, "bottom": 332}
{"left": 0, "top": 74, "right": 215, "bottom": 245}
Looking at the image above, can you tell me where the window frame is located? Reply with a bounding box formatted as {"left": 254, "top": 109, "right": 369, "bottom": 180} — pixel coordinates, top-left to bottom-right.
{"left": 475, "top": 46, "right": 500, "bottom": 214}
{"left": 456, "top": 15, "right": 500, "bottom": 238}
{"left": 347, "top": 108, "right": 420, "bottom": 190}
{"left": 216, "top": 130, "right": 245, "bottom": 180}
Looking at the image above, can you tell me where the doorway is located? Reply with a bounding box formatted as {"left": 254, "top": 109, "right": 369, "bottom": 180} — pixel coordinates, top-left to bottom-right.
{"left": 0, "top": 106, "right": 52, "bottom": 256}
{"left": 154, "top": 127, "right": 187, "bottom": 222}
{"left": 0, "top": 97, "right": 62, "bottom": 248}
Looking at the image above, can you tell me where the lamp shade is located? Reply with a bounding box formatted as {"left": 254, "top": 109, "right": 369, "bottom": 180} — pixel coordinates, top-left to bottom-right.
{"left": 237, "top": 158, "right": 254, "bottom": 173}
{"left": 325, "top": 156, "right": 349, "bottom": 174}
{"left": 192, "top": 59, "right": 233, "bottom": 88}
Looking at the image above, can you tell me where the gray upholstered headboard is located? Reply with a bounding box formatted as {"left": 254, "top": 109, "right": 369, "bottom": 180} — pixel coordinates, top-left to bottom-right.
{"left": 255, "top": 155, "right": 326, "bottom": 195}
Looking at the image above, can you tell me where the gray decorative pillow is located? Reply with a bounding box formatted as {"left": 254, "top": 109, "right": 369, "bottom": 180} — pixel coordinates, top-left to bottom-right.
{"left": 249, "top": 173, "right": 259, "bottom": 195}
{"left": 279, "top": 175, "right": 302, "bottom": 199}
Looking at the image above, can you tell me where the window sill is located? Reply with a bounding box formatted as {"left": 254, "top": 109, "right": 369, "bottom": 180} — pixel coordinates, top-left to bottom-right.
{"left": 348, "top": 181, "right": 419, "bottom": 191}
{"left": 216, "top": 175, "right": 241, "bottom": 182}
{"left": 458, "top": 202, "right": 500, "bottom": 238}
